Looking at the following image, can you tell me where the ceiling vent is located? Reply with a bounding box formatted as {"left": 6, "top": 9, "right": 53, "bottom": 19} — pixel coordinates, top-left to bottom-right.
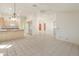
{"left": 32, "top": 4, "right": 37, "bottom": 7}
{"left": 40, "top": 10, "right": 46, "bottom": 13}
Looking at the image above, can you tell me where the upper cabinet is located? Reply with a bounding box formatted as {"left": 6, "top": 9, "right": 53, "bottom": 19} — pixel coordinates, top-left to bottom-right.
{"left": 0, "top": 17, "right": 5, "bottom": 27}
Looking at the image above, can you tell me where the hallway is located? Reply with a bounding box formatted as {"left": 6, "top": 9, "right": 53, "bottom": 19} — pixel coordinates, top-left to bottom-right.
{"left": 0, "top": 34, "right": 79, "bottom": 56}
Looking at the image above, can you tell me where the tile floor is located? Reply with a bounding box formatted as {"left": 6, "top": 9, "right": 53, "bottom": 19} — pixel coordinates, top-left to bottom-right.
{"left": 0, "top": 34, "right": 79, "bottom": 56}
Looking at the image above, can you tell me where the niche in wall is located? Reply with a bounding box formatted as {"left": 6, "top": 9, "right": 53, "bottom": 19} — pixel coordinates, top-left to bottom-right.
{"left": 38, "top": 23, "right": 46, "bottom": 31}
{"left": 39, "top": 23, "right": 42, "bottom": 31}
{"left": 44, "top": 23, "right": 46, "bottom": 31}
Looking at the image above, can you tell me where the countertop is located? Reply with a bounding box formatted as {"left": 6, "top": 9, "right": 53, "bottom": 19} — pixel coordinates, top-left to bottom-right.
{"left": 0, "top": 29, "right": 24, "bottom": 32}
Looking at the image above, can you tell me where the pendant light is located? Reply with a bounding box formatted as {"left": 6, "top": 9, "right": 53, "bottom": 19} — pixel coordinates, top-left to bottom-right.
{"left": 11, "top": 3, "right": 17, "bottom": 21}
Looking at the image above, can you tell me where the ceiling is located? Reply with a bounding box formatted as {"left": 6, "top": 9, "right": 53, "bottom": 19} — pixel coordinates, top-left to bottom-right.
{"left": 0, "top": 3, "right": 79, "bottom": 16}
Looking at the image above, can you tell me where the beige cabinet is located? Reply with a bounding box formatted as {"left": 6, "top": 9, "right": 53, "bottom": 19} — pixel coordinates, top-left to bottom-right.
{"left": 0, "top": 30, "right": 24, "bottom": 41}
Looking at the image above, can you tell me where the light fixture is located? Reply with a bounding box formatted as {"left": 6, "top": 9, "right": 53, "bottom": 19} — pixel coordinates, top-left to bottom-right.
{"left": 11, "top": 3, "right": 17, "bottom": 21}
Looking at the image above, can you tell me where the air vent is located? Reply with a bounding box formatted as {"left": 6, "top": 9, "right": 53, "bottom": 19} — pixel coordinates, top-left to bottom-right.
{"left": 32, "top": 4, "right": 37, "bottom": 7}
{"left": 40, "top": 10, "right": 46, "bottom": 13}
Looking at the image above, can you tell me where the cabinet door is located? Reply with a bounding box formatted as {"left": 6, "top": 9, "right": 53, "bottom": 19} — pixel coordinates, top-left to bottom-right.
{"left": 0, "top": 17, "right": 5, "bottom": 26}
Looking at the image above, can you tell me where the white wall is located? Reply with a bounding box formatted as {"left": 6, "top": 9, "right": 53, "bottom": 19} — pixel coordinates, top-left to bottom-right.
{"left": 25, "top": 11, "right": 79, "bottom": 45}
{"left": 56, "top": 12, "right": 79, "bottom": 45}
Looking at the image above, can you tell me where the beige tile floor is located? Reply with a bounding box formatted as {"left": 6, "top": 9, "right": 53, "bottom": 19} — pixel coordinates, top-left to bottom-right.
{"left": 0, "top": 34, "right": 79, "bottom": 56}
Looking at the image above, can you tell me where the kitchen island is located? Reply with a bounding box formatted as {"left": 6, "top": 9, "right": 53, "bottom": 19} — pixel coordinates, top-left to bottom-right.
{"left": 0, "top": 29, "right": 24, "bottom": 41}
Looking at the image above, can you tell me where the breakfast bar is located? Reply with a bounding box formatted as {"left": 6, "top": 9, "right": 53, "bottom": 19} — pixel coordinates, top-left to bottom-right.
{"left": 0, "top": 29, "right": 24, "bottom": 41}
